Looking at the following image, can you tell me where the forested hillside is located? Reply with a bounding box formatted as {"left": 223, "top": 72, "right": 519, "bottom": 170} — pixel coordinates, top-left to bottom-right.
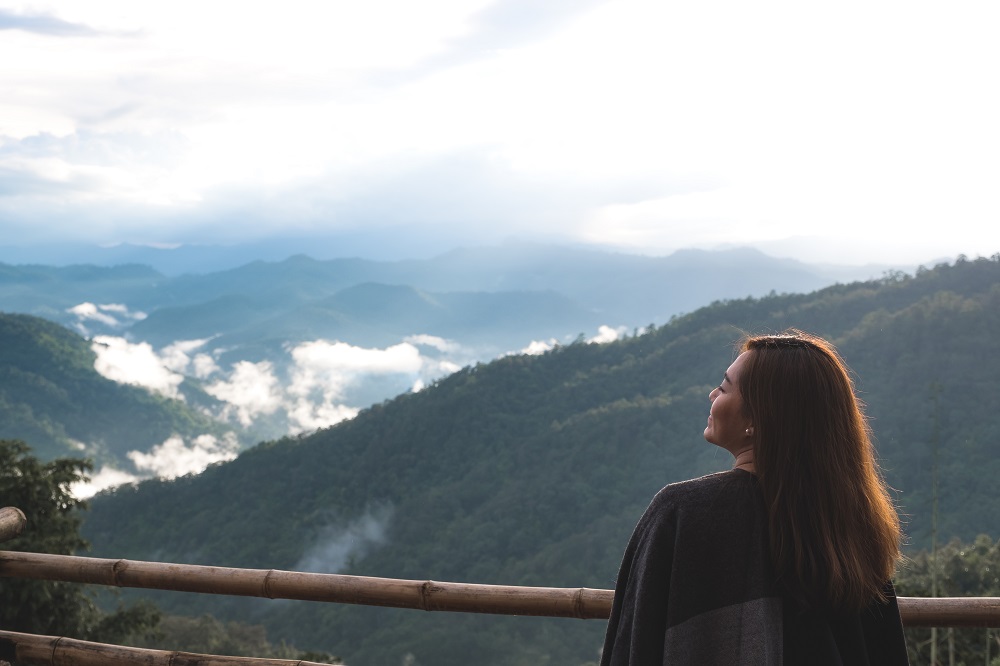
{"left": 82, "top": 255, "right": 1000, "bottom": 666}
{"left": 0, "top": 313, "right": 234, "bottom": 463}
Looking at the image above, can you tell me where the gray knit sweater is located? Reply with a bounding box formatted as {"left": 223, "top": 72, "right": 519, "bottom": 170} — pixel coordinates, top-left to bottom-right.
{"left": 600, "top": 469, "right": 908, "bottom": 665}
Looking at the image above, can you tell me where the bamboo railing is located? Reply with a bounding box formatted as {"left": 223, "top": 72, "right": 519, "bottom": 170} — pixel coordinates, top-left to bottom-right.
{"left": 3, "top": 550, "right": 1000, "bottom": 627}
{"left": 3, "top": 503, "right": 1000, "bottom": 666}
{"left": 0, "top": 551, "right": 610, "bottom": 619}
{"left": 0, "top": 507, "right": 25, "bottom": 543}
{"left": 0, "top": 630, "right": 330, "bottom": 666}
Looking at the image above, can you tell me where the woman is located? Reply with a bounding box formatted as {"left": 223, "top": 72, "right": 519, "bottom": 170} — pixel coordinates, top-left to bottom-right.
{"left": 600, "top": 331, "right": 908, "bottom": 665}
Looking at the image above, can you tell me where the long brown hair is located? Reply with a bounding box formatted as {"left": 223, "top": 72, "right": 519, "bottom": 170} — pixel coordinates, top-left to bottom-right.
{"left": 737, "top": 330, "right": 901, "bottom": 611}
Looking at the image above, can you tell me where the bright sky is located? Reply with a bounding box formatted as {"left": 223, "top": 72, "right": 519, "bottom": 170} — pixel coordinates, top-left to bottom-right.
{"left": 2, "top": 0, "right": 998, "bottom": 265}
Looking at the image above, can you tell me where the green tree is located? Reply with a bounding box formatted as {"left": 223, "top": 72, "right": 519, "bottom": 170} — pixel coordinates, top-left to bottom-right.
{"left": 0, "top": 439, "right": 159, "bottom": 643}
{"left": 896, "top": 534, "right": 1000, "bottom": 665}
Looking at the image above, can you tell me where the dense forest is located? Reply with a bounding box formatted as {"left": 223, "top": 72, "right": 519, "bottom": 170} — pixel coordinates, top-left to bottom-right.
{"left": 73, "top": 255, "right": 1000, "bottom": 665}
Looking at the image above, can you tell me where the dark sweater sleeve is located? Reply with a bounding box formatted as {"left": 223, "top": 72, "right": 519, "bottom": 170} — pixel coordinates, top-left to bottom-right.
{"left": 859, "top": 583, "right": 909, "bottom": 666}
{"left": 600, "top": 494, "right": 676, "bottom": 666}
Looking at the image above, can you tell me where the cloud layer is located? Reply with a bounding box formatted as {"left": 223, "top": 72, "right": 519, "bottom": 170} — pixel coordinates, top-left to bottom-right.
{"left": 74, "top": 319, "right": 630, "bottom": 499}
{"left": 71, "top": 432, "right": 240, "bottom": 498}
{"left": 89, "top": 332, "right": 474, "bottom": 433}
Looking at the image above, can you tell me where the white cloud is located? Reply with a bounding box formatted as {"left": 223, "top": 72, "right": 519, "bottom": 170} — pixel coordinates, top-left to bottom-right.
{"left": 88, "top": 331, "right": 468, "bottom": 434}
{"left": 588, "top": 325, "right": 626, "bottom": 345}
{"left": 286, "top": 401, "right": 359, "bottom": 434}
{"left": 91, "top": 335, "right": 184, "bottom": 398}
{"left": 431, "top": 359, "right": 462, "bottom": 374}
{"left": 159, "top": 337, "right": 212, "bottom": 373}
{"left": 404, "top": 333, "right": 462, "bottom": 353}
{"left": 70, "top": 466, "right": 140, "bottom": 499}
{"left": 513, "top": 326, "right": 623, "bottom": 356}
{"left": 204, "top": 360, "right": 283, "bottom": 427}
{"left": 286, "top": 340, "right": 424, "bottom": 433}
{"left": 191, "top": 353, "right": 220, "bottom": 379}
{"left": 291, "top": 340, "right": 424, "bottom": 377}
{"left": 521, "top": 339, "right": 557, "bottom": 355}
{"left": 67, "top": 302, "right": 147, "bottom": 335}
{"left": 68, "top": 302, "right": 119, "bottom": 327}
{"left": 126, "top": 432, "right": 239, "bottom": 479}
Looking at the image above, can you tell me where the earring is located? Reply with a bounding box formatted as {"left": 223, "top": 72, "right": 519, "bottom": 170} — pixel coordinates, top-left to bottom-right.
{"left": 745, "top": 427, "right": 753, "bottom": 436}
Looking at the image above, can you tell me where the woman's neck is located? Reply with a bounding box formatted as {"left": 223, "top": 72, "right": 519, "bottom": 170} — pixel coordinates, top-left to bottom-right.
{"left": 732, "top": 447, "right": 755, "bottom": 474}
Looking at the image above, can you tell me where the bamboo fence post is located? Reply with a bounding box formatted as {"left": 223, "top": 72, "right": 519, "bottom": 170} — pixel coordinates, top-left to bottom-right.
{"left": 0, "top": 629, "right": 331, "bottom": 666}
{"left": 0, "top": 507, "right": 26, "bottom": 543}
{"left": 2, "top": 550, "right": 1000, "bottom": 626}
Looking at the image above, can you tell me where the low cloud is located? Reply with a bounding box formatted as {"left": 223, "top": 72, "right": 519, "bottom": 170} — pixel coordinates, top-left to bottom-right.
{"left": 70, "top": 466, "right": 141, "bottom": 500}
{"left": 588, "top": 324, "right": 626, "bottom": 344}
{"left": 514, "top": 325, "right": 625, "bottom": 356}
{"left": 90, "top": 331, "right": 471, "bottom": 437}
{"left": 68, "top": 302, "right": 146, "bottom": 335}
{"left": 204, "top": 360, "right": 283, "bottom": 426}
{"left": 521, "top": 339, "right": 557, "bottom": 355}
{"left": 68, "top": 433, "right": 239, "bottom": 498}
{"left": 126, "top": 433, "right": 239, "bottom": 479}
{"left": 159, "top": 338, "right": 216, "bottom": 376}
{"left": 92, "top": 335, "right": 184, "bottom": 399}
{"left": 286, "top": 340, "right": 424, "bottom": 432}
{"left": 295, "top": 504, "right": 394, "bottom": 574}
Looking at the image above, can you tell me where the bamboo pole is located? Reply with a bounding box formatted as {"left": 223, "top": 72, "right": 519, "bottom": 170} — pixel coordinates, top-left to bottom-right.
{"left": 2, "top": 551, "right": 1000, "bottom": 626}
{"left": 0, "top": 550, "right": 610, "bottom": 619}
{"left": 0, "top": 630, "right": 331, "bottom": 666}
{"left": 0, "top": 507, "right": 26, "bottom": 543}
{"left": 900, "top": 597, "right": 1000, "bottom": 628}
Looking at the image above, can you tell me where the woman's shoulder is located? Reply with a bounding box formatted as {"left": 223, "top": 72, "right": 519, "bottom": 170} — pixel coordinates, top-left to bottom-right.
{"left": 628, "top": 468, "right": 768, "bottom": 566}
{"left": 638, "top": 469, "right": 758, "bottom": 528}
{"left": 651, "top": 468, "right": 756, "bottom": 505}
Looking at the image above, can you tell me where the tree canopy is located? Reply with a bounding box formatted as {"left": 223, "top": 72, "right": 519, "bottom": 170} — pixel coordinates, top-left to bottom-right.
{"left": 0, "top": 439, "right": 159, "bottom": 643}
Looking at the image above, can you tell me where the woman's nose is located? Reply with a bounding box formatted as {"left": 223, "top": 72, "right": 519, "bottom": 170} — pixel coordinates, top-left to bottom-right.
{"left": 709, "top": 387, "right": 719, "bottom": 400}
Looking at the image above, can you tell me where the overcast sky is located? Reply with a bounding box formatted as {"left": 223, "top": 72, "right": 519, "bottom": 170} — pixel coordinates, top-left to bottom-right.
{"left": 2, "top": 0, "right": 998, "bottom": 265}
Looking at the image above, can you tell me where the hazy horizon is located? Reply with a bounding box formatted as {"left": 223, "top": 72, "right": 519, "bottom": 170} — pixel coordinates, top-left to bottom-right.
{"left": 0, "top": 236, "right": 959, "bottom": 277}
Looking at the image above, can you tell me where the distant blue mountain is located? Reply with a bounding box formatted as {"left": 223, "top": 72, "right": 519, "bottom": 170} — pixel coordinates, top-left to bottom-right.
{"left": 0, "top": 242, "right": 899, "bottom": 346}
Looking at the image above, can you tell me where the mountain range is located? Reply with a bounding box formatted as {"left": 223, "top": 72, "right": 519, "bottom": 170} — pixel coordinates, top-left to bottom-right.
{"left": 0, "top": 244, "right": 905, "bottom": 476}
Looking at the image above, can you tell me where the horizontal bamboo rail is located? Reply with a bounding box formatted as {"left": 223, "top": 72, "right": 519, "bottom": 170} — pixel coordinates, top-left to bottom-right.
{"left": 0, "top": 507, "right": 26, "bottom": 543}
{"left": 0, "top": 551, "right": 610, "bottom": 619}
{"left": 0, "top": 630, "right": 330, "bottom": 666}
{"left": 2, "top": 550, "right": 999, "bottom": 627}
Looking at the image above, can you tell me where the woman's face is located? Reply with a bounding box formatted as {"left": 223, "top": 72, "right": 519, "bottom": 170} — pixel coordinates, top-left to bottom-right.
{"left": 704, "top": 351, "right": 753, "bottom": 455}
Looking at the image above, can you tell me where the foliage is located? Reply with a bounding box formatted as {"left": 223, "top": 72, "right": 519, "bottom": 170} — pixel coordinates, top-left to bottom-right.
{"left": 125, "top": 613, "right": 341, "bottom": 663}
{"left": 0, "top": 439, "right": 160, "bottom": 644}
{"left": 896, "top": 535, "right": 1000, "bottom": 665}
